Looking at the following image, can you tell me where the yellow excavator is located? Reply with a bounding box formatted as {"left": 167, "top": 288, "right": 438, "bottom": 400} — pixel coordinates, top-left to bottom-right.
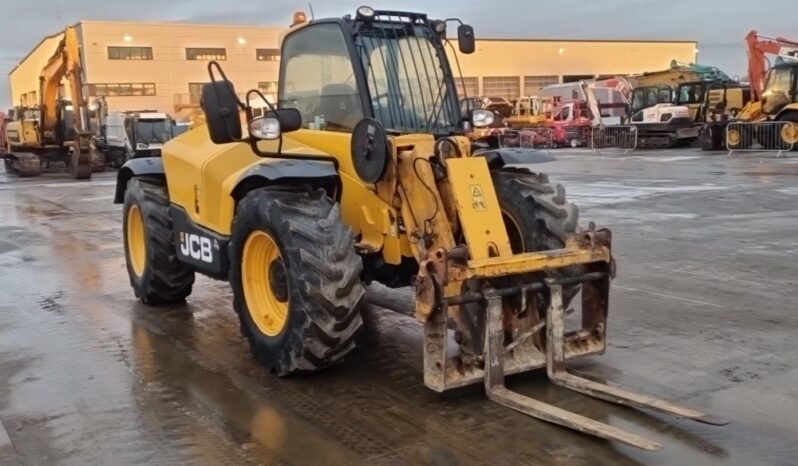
{"left": 115, "top": 7, "right": 727, "bottom": 450}
{"left": 3, "top": 26, "right": 95, "bottom": 178}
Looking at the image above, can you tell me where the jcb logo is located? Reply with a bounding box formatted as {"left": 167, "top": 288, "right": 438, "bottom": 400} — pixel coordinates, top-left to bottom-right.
{"left": 179, "top": 232, "right": 213, "bottom": 263}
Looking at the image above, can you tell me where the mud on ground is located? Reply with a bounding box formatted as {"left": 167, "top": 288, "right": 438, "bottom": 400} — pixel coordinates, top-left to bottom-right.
{"left": 0, "top": 149, "right": 796, "bottom": 465}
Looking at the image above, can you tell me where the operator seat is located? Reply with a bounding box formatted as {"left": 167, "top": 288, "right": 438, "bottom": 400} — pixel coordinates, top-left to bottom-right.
{"left": 318, "top": 84, "right": 361, "bottom": 131}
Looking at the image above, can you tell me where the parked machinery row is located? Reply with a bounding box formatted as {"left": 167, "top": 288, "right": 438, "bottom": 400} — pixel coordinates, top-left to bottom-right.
{"left": 471, "top": 37, "right": 798, "bottom": 151}
{"left": 1, "top": 26, "right": 183, "bottom": 178}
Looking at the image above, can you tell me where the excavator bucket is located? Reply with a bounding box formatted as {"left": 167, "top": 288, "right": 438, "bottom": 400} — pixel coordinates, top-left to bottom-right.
{"left": 415, "top": 156, "right": 727, "bottom": 450}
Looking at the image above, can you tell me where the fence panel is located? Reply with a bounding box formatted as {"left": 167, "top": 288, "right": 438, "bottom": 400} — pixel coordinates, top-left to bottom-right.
{"left": 726, "top": 121, "right": 795, "bottom": 157}
{"left": 590, "top": 125, "right": 638, "bottom": 153}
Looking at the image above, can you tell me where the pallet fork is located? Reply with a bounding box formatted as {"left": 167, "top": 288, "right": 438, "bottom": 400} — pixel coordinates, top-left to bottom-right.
{"left": 413, "top": 158, "right": 728, "bottom": 450}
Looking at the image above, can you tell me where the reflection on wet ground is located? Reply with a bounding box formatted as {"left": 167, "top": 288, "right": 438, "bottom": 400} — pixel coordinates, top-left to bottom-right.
{"left": 1, "top": 150, "right": 797, "bottom": 465}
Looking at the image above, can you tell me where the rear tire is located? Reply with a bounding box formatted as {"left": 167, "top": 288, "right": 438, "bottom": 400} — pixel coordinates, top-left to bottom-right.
{"left": 123, "top": 179, "right": 194, "bottom": 304}
{"left": 229, "top": 188, "right": 364, "bottom": 376}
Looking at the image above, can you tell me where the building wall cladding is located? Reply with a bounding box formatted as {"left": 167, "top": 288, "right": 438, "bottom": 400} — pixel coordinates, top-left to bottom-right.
{"left": 9, "top": 33, "right": 66, "bottom": 107}
{"left": 78, "top": 21, "right": 283, "bottom": 120}
{"left": 447, "top": 39, "right": 697, "bottom": 96}
{"left": 9, "top": 20, "right": 696, "bottom": 120}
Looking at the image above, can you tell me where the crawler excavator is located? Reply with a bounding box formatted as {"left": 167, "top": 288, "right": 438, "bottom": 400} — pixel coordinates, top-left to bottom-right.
{"left": 3, "top": 26, "right": 96, "bottom": 178}
{"left": 726, "top": 31, "right": 798, "bottom": 150}
{"left": 115, "top": 7, "right": 726, "bottom": 450}
{"left": 582, "top": 77, "right": 700, "bottom": 147}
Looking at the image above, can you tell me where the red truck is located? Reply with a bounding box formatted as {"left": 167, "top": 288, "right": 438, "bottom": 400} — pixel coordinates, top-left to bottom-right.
{"left": 545, "top": 100, "right": 593, "bottom": 148}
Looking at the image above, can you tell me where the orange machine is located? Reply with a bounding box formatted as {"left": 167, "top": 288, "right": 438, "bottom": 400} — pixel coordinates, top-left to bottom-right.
{"left": 745, "top": 31, "right": 798, "bottom": 101}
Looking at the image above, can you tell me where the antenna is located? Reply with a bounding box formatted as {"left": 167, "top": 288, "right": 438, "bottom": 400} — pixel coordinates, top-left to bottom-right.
{"left": 308, "top": 3, "right": 315, "bottom": 20}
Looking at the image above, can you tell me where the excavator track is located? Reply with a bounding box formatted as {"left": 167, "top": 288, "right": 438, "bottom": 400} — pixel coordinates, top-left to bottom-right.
{"left": 4, "top": 153, "right": 42, "bottom": 177}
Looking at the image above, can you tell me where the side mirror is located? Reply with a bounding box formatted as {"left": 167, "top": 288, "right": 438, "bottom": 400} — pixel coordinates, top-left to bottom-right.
{"left": 249, "top": 108, "right": 302, "bottom": 141}
{"left": 458, "top": 25, "right": 475, "bottom": 54}
{"left": 265, "top": 108, "right": 302, "bottom": 133}
{"left": 201, "top": 80, "right": 242, "bottom": 144}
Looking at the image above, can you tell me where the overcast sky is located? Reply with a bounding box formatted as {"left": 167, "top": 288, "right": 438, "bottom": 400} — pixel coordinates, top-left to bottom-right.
{"left": 1, "top": 0, "right": 794, "bottom": 108}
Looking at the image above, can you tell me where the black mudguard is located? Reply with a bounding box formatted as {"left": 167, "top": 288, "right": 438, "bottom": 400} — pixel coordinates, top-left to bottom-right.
{"left": 231, "top": 158, "right": 340, "bottom": 201}
{"left": 113, "top": 157, "right": 164, "bottom": 204}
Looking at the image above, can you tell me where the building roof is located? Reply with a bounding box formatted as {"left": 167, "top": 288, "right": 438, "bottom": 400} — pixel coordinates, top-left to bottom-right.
{"left": 9, "top": 19, "right": 696, "bottom": 77}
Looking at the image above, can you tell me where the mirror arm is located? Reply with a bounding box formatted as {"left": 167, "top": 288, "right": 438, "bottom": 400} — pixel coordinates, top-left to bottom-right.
{"left": 207, "top": 61, "right": 246, "bottom": 111}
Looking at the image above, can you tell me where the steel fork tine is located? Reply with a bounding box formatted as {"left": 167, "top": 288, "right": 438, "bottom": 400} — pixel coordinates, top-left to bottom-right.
{"left": 483, "top": 291, "right": 662, "bottom": 451}
{"left": 546, "top": 285, "right": 729, "bottom": 426}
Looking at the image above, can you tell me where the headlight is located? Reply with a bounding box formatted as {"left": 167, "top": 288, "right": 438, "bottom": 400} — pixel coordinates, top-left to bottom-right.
{"left": 249, "top": 117, "right": 281, "bottom": 140}
{"left": 356, "top": 6, "right": 376, "bottom": 20}
{"left": 471, "top": 109, "right": 495, "bottom": 128}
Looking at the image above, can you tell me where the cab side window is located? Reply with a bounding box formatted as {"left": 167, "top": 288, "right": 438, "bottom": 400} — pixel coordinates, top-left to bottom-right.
{"left": 279, "top": 24, "right": 364, "bottom": 132}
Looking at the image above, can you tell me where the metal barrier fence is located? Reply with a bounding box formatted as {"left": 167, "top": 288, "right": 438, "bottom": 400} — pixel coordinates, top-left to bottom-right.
{"left": 590, "top": 125, "right": 638, "bottom": 153}
{"left": 726, "top": 121, "right": 795, "bottom": 157}
{"left": 498, "top": 128, "right": 554, "bottom": 151}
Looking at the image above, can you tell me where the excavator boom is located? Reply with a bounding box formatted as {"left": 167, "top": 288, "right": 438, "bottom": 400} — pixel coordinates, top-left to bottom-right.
{"left": 3, "top": 25, "right": 94, "bottom": 178}
{"left": 746, "top": 30, "right": 798, "bottom": 100}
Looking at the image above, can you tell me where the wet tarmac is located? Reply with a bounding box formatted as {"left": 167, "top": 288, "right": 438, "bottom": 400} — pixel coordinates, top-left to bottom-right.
{"left": 0, "top": 149, "right": 797, "bottom": 465}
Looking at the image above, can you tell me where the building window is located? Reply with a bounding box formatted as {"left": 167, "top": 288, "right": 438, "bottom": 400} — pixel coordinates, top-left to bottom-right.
{"left": 108, "top": 46, "right": 153, "bottom": 60}
{"left": 89, "top": 83, "right": 156, "bottom": 97}
{"left": 21, "top": 91, "right": 38, "bottom": 107}
{"left": 257, "top": 81, "right": 279, "bottom": 95}
{"left": 524, "top": 75, "right": 559, "bottom": 96}
{"left": 186, "top": 48, "right": 227, "bottom": 60}
{"left": 256, "top": 48, "right": 280, "bottom": 61}
{"left": 482, "top": 76, "right": 520, "bottom": 100}
{"left": 455, "top": 77, "right": 479, "bottom": 98}
{"left": 188, "top": 83, "right": 204, "bottom": 104}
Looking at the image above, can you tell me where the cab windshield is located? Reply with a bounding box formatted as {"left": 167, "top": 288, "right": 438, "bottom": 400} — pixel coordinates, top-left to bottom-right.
{"left": 764, "top": 67, "right": 794, "bottom": 95}
{"left": 135, "top": 120, "right": 172, "bottom": 145}
{"left": 357, "top": 21, "right": 460, "bottom": 134}
{"left": 676, "top": 83, "right": 705, "bottom": 104}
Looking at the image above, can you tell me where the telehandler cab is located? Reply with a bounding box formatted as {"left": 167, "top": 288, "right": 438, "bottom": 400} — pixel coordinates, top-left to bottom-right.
{"left": 115, "top": 7, "right": 726, "bottom": 450}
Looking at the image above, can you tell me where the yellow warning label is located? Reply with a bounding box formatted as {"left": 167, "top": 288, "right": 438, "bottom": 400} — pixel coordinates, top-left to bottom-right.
{"left": 470, "top": 184, "right": 487, "bottom": 211}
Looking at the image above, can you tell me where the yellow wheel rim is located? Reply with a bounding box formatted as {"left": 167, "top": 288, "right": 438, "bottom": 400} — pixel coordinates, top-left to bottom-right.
{"left": 781, "top": 122, "right": 798, "bottom": 145}
{"left": 127, "top": 205, "right": 147, "bottom": 277}
{"left": 242, "top": 230, "right": 289, "bottom": 336}
{"left": 727, "top": 129, "right": 740, "bottom": 146}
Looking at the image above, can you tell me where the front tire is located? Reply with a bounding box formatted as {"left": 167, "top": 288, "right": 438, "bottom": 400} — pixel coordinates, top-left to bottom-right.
{"left": 726, "top": 125, "right": 752, "bottom": 150}
{"left": 123, "top": 179, "right": 195, "bottom": 304}
{"left": 459, "top": 169, "right": 582, "bottom": 356}
{"left": 779, "top": 114, "right": 798, "bottom": 151}
{"left": 229, "top": 188, "right": 364, "bottom": 375}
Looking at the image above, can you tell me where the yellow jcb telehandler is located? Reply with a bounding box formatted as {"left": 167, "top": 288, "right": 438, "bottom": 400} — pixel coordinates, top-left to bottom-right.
{"left": 114, "top": 7, "right": 726, "bottom": 450}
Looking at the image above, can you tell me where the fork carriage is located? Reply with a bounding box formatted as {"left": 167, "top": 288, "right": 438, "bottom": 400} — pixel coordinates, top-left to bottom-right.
{"left": 417, "top": 226, "right": 727, "bottom": 451}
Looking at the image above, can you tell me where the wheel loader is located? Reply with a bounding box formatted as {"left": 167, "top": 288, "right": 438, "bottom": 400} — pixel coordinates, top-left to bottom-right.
{"left": 114, "top": 7, "right": 726, "bottom": 450}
